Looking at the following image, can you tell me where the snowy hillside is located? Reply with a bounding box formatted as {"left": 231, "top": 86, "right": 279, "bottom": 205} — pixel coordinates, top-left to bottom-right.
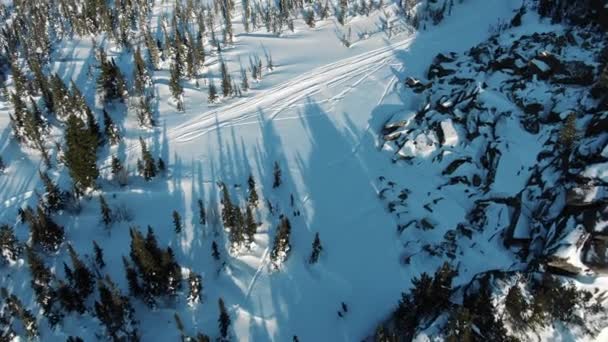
{"left": 1, "top": 0, "right": 608, "bottom": 341}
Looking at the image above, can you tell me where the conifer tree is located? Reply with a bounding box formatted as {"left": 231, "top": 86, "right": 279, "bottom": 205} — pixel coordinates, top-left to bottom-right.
{"left": 97, "top": 51, "right": 128, "bottom": 103}
{"left": 93, "top": 241, "right": 106, "bottom": 269}
{"left": 137, "top": 95, "right": 155, "bottom": 127}
{"left": 198, "top": 199, "right": 207, "bottom": 226}
{"left": 27, "top": 205, "right": 65, "bottom": 252}
{"left": 244, "top": 205, "right": 257, "bottom": 244}
{"left": 67, "top": 244, "right": 94, "bottom": 299}
{"left": 247, "top": 174, "right": 259, "bottom": 207}
{"left": 10, "top": 61, "right": 28, "bottom": 96}
{"left": 170, "top": 57, "right": 185, "bottom": 111}
{"left": 173, "top": 210, "right": 182, "bottom": 234}
{"left": 208, "top": 77, "right": 219, "bottom": 103}
{"left": 187, "top": 272, "right": 203, "bottom": 306}
{"left": 138, "top": 137, "right": 157, "bottom": 181}
{"left": 240, "top": 67, "right": 249, "bottom": 92}
{"left": 220, "top": 60, "right": 232, "bottom": 97}
{"left": 145, "top": 30, "right": 160, "bottom": 70}
{"left": 0, "top": 224, "right": 21, "bottom": 263}
{"left": 64, "top": 114, "right": 99, "bottom": 192}
{"left": 100, "top": 195, "right": 113, "bottom": 227}
{"left": 133, "top": 46, "right": 152, "bottom": 96}
{"left": 94, "top": 277, "right": 139, "bottom": 340}
{"left": 212, "top": 241, "right": 221, "bottom": 261}
{"left": 270, "top": 217, "right": 292, "bottom": 267}
{"left": 308, "top": 233, "right": 323, "bottom": 264}
{"left": 218, "top": 298, "right": 231, "bottom": 340}
{"left": 103, "top": 110, "right": 120, "bottom": 145}
{"left": 272, "top": 161, "right": 282, "bottom": 188}
{"left": 39, "top": 171, "right": 63, "bottom": 212}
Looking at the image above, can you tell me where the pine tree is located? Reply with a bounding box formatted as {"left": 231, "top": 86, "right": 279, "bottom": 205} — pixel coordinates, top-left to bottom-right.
{"left": 139, "top": 137, "right": 157, "bottom": 181}
{"left": 240, "top": 67, "right": 249, "bottom": 92}
{"left": 67, "top": 244, "right": 94, "bottom": 299}
{"left": 208, "top": 77, "right": 219, "bottom": 103}
{"left": 220, "top": 60, "right": 232, "bottom": 97}
{"left": 137, "top": 95, "right": 155, "bottom": 127}
{"left": 170, "top": 57, "right": 185, "bottom": 111}
{"left": 173, "top": 210, "right": 182, "bottom": 233}
{"left": 64, "top": 114, "right": 99, "bottom": 192}
{"left": 198, "top": 199, "right": 207, "bottom": 226}
{"left": 218, "top": 298, "right": 231, "bottom": 340}
{"left": 103, "top": 110, "right": 120, "bottom": 145}
{"left": 123, "top": 257, "right": 141, "bottom": 297}
{"left": 505, "top": 284, "right": 527, "bottom": 328}
{"left": 270, "top": 217, "right": 292, "bottom": 267}
{"left": 445, "top": 307, "right": 472, "bottom": 342}
{"left": 10, "top": 61, "right": 28, "bottom": 96}
{"left": 187, "top": 272, "right": 203, "bottom": 305}
{"left": 93, "top": 241, "right": 106, "bottom": 269}
{"left": 133, "top": 46, "right": 152, "bottom": 96}
{"left": 145, "top": 30, "right": 160, "bottom": 70}
{"left": 0, "top": 224, "right": 21, "bottom": 263}
{"left": 97, "top": 50, "right": 128, "bottom": 103}
{"left": 272, "top": 161, "right": 282, "bottom": 188}
{"left": 27, "top": 205, "right": 65, "bottom": 252}
{"left": 212, "top": 241, "right": 221, "bottom": 261}
{"left": 308, "top": 233, "right": 322, "bottom": 264}
{"left": 39, "top": 171, "right": 63, "bottom": 212}
{"left": 559, "top": 113, "right": 577, "bottom": 152}
{"left": 244, "top": 205, "right": 257, "bottom": 244}
{"left": 247, "top": 174, "right": 259, "bottom": 207}
{"left": 100, "top": 195, "right": 113, "bottom": 227}
{"left": 94, "top": 277, "right": 138, "bottom": 340}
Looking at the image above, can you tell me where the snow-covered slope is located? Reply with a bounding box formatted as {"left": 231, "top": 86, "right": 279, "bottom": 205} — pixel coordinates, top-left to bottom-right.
{"left": 1, "top": 0, "right": 608, "bottom": 341}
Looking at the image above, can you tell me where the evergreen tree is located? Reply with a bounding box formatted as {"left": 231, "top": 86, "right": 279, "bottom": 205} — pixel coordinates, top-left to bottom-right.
{"left": 559, "top": 113, "right": 577, "bottom": 152}
{"left": 133, "top": 46, "right": 152, "bottom": 96}
{"left": 505, "top": 284, "right": 527, "bottom": 328}
{"left": 145, "top": 30, "right": 160, "bottom": 70}
{"left": 94, "top": 277, "right": 139, "bottom": 340}
{"left": 240, "top": 67, "right": 249, "bottom": 92}
{"left": 220, "top": 60, "right": 232, "bottom": 97}
{"left": 123, "top": 257, "right": 141, "bottom": 297}
{"left": 103, "top": 110, "right": 120, "bottom": 145}
{"left": 10, "top": 61, "right": 28, "bottom": 96}
{"left": 445, "top": 307, "right": 472, "bottom": 342}
{"left": 0, "top": 224, "right": 21, "bottom": 263}
{"left": 100, "top": 195, "right": 113, "bottom": 227}
{"left": 170, "top": 57, "right": 185, "bottom": 111}
{"left": 247, "top": 174, "right": 259, "bottom": 206}
{"left": 198, "top": 199, "right": 207, "bottom": 226}
{"left": 173, "top": 210, "right": 182, "bottom": 234}
{"left": 218, "top": 298, "right": 231, "bottom": 340}
{"left": 39, "top": 171, "right": 63, "bottom": 212}
{"left": 93, "top": 240, "right": 106, "bottom": 269}
{"left": 157, "top": 158, "right": 166, "bottom": 173}
{"left": 27, "top": 205, "right": 65, "bottom": 252}
{"left": 66, "top": 244, "right": 94, "bottom": 299}
{"left": 272, "top": 161, "right": 282, "bottom": 188}
{"left": 138, "top": 137, "right": 157, "bottom": 181}
{"left": 244, "top": 205, "right": 257, "bottom": 244}
{"left": 208, "top": 77, "right": 219, "bottom": 103}
{"left": 212, "top": 241, "right": 221, "bottom": 261}
{"left": 64, "top": 114, "right": 99, "bottom": 192}
{"left": 270, "top": 217, "right": 292, "bottom": 267}
{"left": 187, "top": 272, "right": 203, "bottom": 305}
{"left": 308, "top": 233, "right": 323, "bottom": 264}
{"left": 137, "top": 95, "right": 155, "bottom": 127}
{"left": 97, "top": 51, "right": 128, "bottom": 103}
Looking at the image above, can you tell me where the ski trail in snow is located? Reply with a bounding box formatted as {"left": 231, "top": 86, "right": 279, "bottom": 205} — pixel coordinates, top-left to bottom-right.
{"left": 245, "top": 247, "right": 269, "bottom": 299}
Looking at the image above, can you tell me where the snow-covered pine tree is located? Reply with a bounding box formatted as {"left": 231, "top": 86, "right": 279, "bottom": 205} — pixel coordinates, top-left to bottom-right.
{"left": 308, "top": 232, "right": 323, "bottom": 264}
{"left": 64, "top": 114, "right": 99, "bottom": 192}
{"left": 247, "top": 174, "right": 259, "bottom": 207}
{"left": 187, "top": 272, "right": 203, "bottom": 306}
{"left": 99, "top": 195, "right": 112, "bottom": 227}
{"left": 270, "top": 216, "right": 292, "bottom": 268}
{"left": 220, "top": 59, "right": 232, "bottom": 97}
{"left": 103, "top": 110, "right": 120, "bottom": 145}
{"left": 138, "top": 137, "right": 157, "bottom": 181}
{"left": 39, "top": 171, "right": 63, "bottom": 212}
{"left": 170, "top": 56, "right": 185, "bottom": 111}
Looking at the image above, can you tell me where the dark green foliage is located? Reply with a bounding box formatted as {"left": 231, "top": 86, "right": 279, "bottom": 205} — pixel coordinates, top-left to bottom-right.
{"left": 103, "top": 110, "right": 120, "bottom": 145}
{"left": 97, "top": 50, "right": 128, "bottom": 103}
{"left": 212, "top": 241, "right": 221, "bottom": 261}
{"left": 64, "top": 114, "right": 99, "bottom": 192}
{"left": 137, "top": 96, "right": 155, "bottom": 127}
{"left": 0, "top": 225, "right": 21, "bottom": 263}
{"left": 187, "top": 272, "right": 203, "bottom": 305}
{"left": 1, "top": 290, "right": 39, "bottom": 338}
{"left": 504, "top": 284, "right": 527, "bottom": 329}
{"left": 170, "top": 56, "right": 185, "bottom": 111}
{"left": 10, "top": 61, "right": 28, "bottom": 96}
{"left": 93, "top": 241, "right": 105, "bottom": 269}
{"left": 26, "top": 247, "right": 60, "bottom": 324}
{"left": 24, "top": 205, "right": 64, "bottom": 252}
{"left": 128, "top": 226, "right": 182, "bottom": 306}
{"left": 94, "top": 277, "right": 139, "bottom": 341}
{"left": 445, "top": 307, "right": 472, "bottom": 342}
{"left": 111, "top": 155, "right": 124, "bottom": 175}
{"left": 173, "top": 210, "right": 182, "bottom": 234}
{"left": 218, "top": 298, "right": 231, "bottom": 340}
{"left": 272, "top": 161, "right": 281, "bottom": 188}
{"left": 100, "top": 195, "right": 112, "bottom": 227}
{"left": 66, "top": 244, "right": 94, "bottom": 299}
{"left": 133, "top": 46, "right": 152, "bottom": 96}
{"left": 220, "top": 60, "right": 232, "bottom": 97}
{"left": 393, "top": 263, "right": 456, "bottom": 340}
{"left": 247, "top": 174, "right": 259, "bottom": 207}
{"left": 198, "top": 199, "right": 206, "bottom": 226}
{"left": 308, "top": 233, "right": 322, "bottom": 264}
{"left": 462, "top": 277, "right": 509, "bottom": 341}
{"left": 39, "top": 171, "right": 63, "bottom": 212}
{"left": 138, "top": 137, "right": 157, "bottom": 181}
{"left": 244, "top": 205, "right": 257, "bottom": 244}
{"left": 208, "top": 78, "right": 218, "bottom": 103}
{"left": 270, "top": 217, "right": 292, "bottom": 267}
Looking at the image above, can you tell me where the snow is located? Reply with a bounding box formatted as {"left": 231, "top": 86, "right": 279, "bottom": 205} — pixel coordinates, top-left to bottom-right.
{"left": 4, "top": 0, "right": 606, "bottom": 340}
